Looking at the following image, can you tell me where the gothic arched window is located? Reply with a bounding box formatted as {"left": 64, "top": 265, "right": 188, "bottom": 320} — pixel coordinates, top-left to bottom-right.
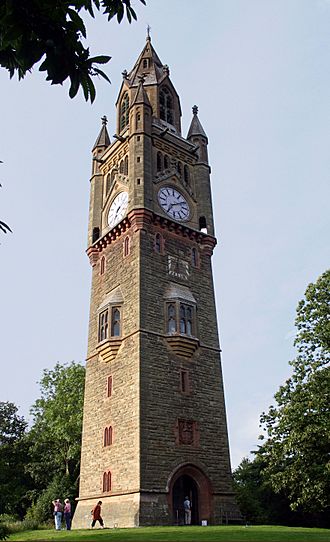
{"left": 111, "top": 307, "right": 121, "bottom": 337}
{"left": 100, "top": 256, "right": 106, "bottom": 276}
{"left": 98, "top": 310, "right": 108, "bottom": 342}
{"left": 179, "top": 304, "right": 186, "bottom": 334}
{"left": 177, "top": 161, "right": 182, "bottom": 178}
{"left": 191, "top": 247, "right": 198, "bottom": 268}
{"left": 104, "top": 426, "right": 113, "bottom": 446}
{"left": 106, "top": 174, "right": 111, "bottom": 194}
{"left": 164, "top": 154, "right": 169, "bottom": 170}
{"left": 124, "top": 155, "right": 128, "bottom": 175}
{"left": 154, "top": 233, "right": 162, "bottom": 253}
{"left": 120, "top": 160, "right": 124, "bottom": 174}
{"left": 184, "top": 165, "right": 190, "bottom": 184}
{"left": 159, "top": 87, "right": 174, "bottom": 125}
{"left": 157, "top": 152, "right": 162, "bottom": 172}
{"left": 120, "top": 92, "right": 129, "bottom": 132}
{"left": 168, "top": 304, "right": 176, "bottom": 334}
{"left": 103, "top": 471, "right": 111, "bottom": 492}
{"left": 124, "top": 236, "right": 130, "bottom": 257}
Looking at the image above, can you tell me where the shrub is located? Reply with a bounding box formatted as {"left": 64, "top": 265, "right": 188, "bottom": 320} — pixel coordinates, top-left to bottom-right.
{"left": 0, "top": 521, "right": 10, "bottom": 541}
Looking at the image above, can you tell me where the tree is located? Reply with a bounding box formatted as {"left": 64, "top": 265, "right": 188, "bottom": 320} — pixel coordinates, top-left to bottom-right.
{"left": 26, "top": 362, "right": 85, "bottom": 521}
{"left": 0, "top": 0, "right": 145, "bottom": 103}
{"left": 258, "top": 270, "right": 330, "bottom": 514}
{"left": 0, "top": 402, "right": 31, "bottom": 517}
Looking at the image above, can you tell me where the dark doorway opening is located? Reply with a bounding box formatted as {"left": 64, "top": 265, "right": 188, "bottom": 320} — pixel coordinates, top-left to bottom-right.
{"left": 172, "top": 474, "right": 199, "bottom": 525}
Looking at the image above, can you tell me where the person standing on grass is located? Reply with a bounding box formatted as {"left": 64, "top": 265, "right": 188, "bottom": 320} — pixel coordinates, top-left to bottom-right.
{"left": 91, "top": 500, "right": 104, "bottom": 528}
{"left": 184, "top": 495, "right": 191, "bottom": 525}
{"left": 52, "top": 499, "right": 63, "bottom": 530}
{"left": 63, "top": 498, "right": 72, "bottom": 530}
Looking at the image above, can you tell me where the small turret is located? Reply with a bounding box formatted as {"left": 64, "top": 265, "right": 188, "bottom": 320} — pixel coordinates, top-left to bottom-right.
{"left": 187, "top": 105, "right": 208, "bottom": 164}
{"left": 92, "top": 115, "right": 111, "bottom": 151}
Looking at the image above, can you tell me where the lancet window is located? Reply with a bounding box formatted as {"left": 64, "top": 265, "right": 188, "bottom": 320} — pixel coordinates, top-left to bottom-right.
{"left": 120, "top": 92, "right": 129, "bottom": 131}
{"left": 159, "top": 87, "right": 174, "bottom": 124}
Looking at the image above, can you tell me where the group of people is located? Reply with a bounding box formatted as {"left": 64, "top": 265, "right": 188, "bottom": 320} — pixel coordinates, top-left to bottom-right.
{"left": 52, "top": 498, "right": 104, "bottom": 530}
{"left": 52, "top": 497, "right": 190, "bottom": 530}
{"left": 52, "top": 498, "right": 72, "bottom": 531}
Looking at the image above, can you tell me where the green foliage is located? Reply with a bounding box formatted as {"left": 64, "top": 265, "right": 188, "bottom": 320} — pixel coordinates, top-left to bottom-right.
{"left": 28, "top": 361, "right": 85, "bottom": 486}
{"left": 0, "top": 403, "right": 32, "bottom": 517}
{"left": 26, "top": 475, "right": 76, "bottom": 524}
{"left": 0, "top": 0, "right": 146, "bottom": 102}
{"left": 258, "top": 270, "right": 330, "bottom": 513}
{"left": 0, "top": 520, "right": 9, "bottom": 541}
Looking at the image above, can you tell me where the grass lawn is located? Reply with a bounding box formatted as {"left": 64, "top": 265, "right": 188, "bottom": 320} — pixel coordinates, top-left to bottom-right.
{"left": 8, "top": 525, "right": 330, "bottom": 542}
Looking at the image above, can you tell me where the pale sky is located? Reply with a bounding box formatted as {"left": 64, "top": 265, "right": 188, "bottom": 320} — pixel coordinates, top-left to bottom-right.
{"left": 0, "top": 0, "right": 329, "bottom": 469}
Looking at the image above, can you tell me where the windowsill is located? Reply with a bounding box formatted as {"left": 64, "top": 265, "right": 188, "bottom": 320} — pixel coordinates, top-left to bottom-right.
{"left": 165, "top": 334, "right": 199, "bottom": 359}
{"left": 97, "top": 337, "right": 122, "bottom": 363}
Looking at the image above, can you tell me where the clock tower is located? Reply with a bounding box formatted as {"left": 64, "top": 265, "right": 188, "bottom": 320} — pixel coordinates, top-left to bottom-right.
{"left": 73, "top": 36, "right": 238, "bottom": 528}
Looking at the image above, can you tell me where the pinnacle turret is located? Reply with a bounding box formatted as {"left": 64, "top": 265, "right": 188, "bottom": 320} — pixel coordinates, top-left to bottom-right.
{"left": 187, "top": 105, "right": 208, "bottom": 141}
{"left": 92, "top": 115, "right": 111, "bottom": 150}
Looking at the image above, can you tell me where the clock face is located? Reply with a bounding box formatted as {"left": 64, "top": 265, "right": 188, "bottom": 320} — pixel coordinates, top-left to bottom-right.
{"left": 158, "top": 186, "right": 190, "bottom": 221}
{"left": 108, "top": 191, "right": 128, "bottom": 228}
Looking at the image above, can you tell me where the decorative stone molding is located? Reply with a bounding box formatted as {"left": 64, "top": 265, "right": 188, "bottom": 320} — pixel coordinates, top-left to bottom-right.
{"left": 165, "top": 335, "right": 199, "bottom": 358}
{"left": 97, "top": 339, "right": 122, "bottom": 363}
{"left": 128, "top": 209, "right": 153, "bottom": 232}
{"left": 86, "top": 247, "right": 100, "bottom": 267}
{"left": 200, "top": 235, "right": 217, "bottom": 256}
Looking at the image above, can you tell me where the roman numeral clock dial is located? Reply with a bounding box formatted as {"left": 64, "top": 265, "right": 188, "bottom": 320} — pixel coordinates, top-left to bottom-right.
{"left": 108, "top": 191, "right": 128, "bottom": 228}
{"left": 158, "top": 186, "right": 190, "bottom": 221}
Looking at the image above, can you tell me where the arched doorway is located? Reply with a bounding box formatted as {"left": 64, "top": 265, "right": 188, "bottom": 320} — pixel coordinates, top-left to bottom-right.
{"left": 172, "top": 474, "right": 198, "bottom": 525}
{"left": 168, "top": 464, "right": 213, "bottom": 525}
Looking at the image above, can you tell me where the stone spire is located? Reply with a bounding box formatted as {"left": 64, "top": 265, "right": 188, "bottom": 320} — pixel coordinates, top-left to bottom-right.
{"left": 131, "top": 78, "right": 152, "bottom": 107}
{"left": 187, "top": 105, "right": 208, "bottom": 141}
{"left": 92, "top": 115, "right": 111, "bottom": 150}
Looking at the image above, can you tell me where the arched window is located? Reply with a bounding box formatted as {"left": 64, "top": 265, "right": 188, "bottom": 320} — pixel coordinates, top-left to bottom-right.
{"left": 157, "top": 152, "right": 162, "bottom": 172}
{"left": 119, "top": 160, "right": 124, "bottom": 174}
{"left": 103, "top": 471, "right": 111, "bottom": 492}
{"left": 179, "top": 304, "right": 186, "bottom": 334}
{"left": 111, "top": 307, "right": 121, "bottom": 337}
{"left": 120, "top": 92, "right": 129, "bottom": 132}
{"left": 177, "top": 161, "right": 182, "bottom": 178}
{"left": 191, "top": 247, "right": 198, "bottom": 268}
{"left": 159, "top": 87, "right": 174, "bottom": 124}
{"left": 199, "top": 216, "right": 207, "bottom": 233}
{"left": 104, "top": 426, "right": 113, "bottom": 446}
{"left": 106, "top": 174, "right": 111, "bottom": 194}
{"left": 168, "top": 304, "right": 176, "bottom": 334}
{"left": 124, "top": 155, "right": 128, "bottom": 175}
{"left": 154, "top": 233, "right": 162, "bottom": 253}
{"left": 98, "top": 310, "right": 108, "bottom": 342}
{"left": 143, "top": 58, "right": 149, "bottom": 69}
{"left": 184, "top": 165, "right": 190, "bottom": 184}
{"left": 100, "top": 256, "right": 106, "bottom": 275}
{"left": 136, "top": 112, "right": 141, "bottom": 129}
{"left": 124, "top": 236, "right": 130, "bottom": 257}
{"left": 186, "top": 306, "right": 193, "bottom": 336}
{"left": 164, "top": 154, "right": 169, "bottom": 169}
{"left": 92, "top": 227, "right": 100, "bottom": 243}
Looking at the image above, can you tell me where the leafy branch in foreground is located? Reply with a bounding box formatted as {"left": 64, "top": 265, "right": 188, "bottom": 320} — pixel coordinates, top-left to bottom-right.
{"left": 0, "top": 0, "right": 146, "bottom": 102}
{"left": 257, "top": 270, "right": 330, "bottom": 512}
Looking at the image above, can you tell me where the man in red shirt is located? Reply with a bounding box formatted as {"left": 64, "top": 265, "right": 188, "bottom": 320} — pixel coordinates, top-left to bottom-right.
{"left": 91, "top": 501, "right": 104, "bottom": 528}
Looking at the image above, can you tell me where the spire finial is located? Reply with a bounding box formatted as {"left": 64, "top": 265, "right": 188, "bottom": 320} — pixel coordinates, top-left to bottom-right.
{"left": 192, "top": 105, "right": 198, "bottom": 115}
{"left": 146, "top": 24, "right": 151, "bottom": 41}
{"left": 101, "top": 115, "right": 108, "bottom": 126}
